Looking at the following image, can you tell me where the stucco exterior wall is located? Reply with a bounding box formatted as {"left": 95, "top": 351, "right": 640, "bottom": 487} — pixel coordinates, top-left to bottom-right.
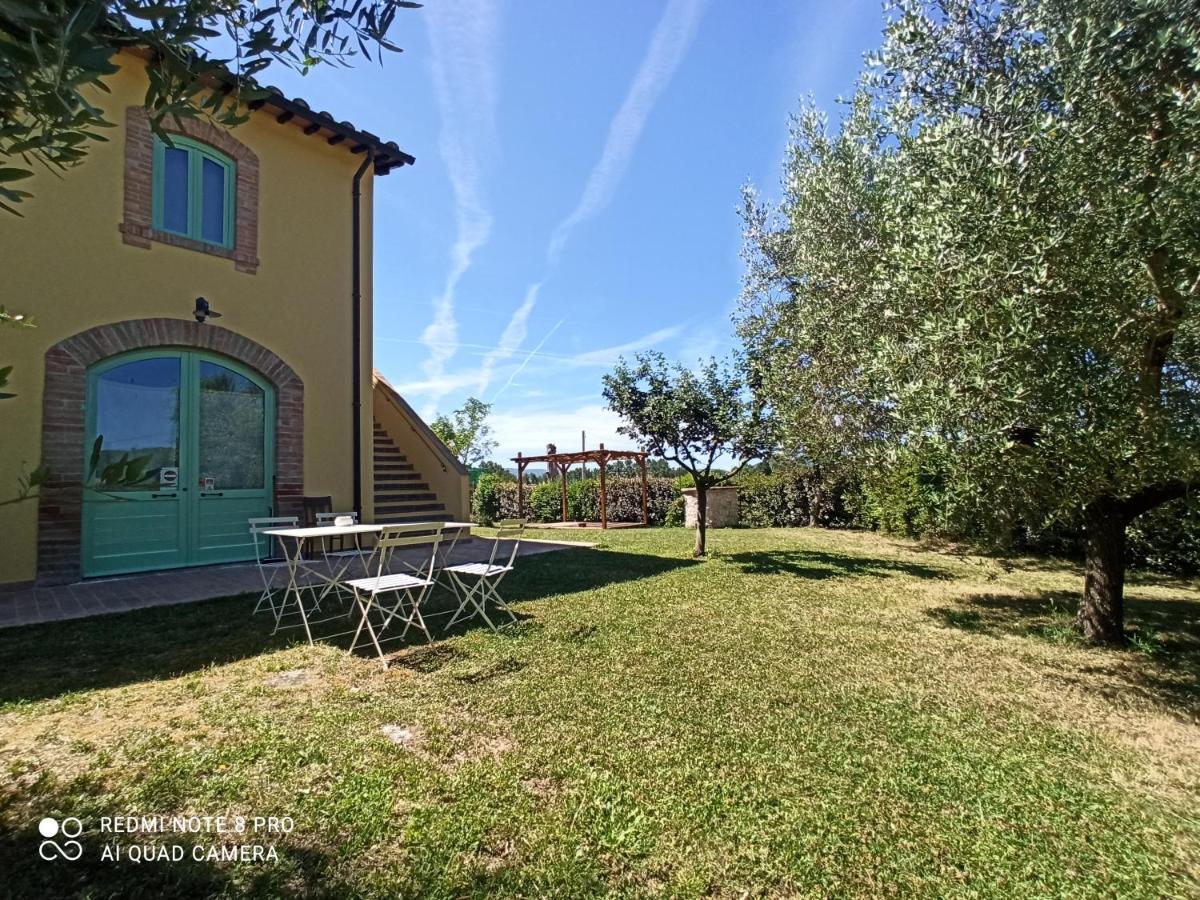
{"left": 0, "top": 52, "right": 375, "bottom": 584}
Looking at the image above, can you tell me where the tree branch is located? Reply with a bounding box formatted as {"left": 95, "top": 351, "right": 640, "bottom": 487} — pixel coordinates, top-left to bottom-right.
{"left": 712, "top": 457, "right": 753, "bottom": 486}
{"left": 1122, "top": 479, "right": 1198, "bottom": 520}
{"left": 1141, "top": 248, "right": 1187, "bottom": 406}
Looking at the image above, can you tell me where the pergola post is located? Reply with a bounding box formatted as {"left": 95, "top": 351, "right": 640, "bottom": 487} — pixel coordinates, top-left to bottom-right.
{"left": 516, "top": 452, "right": 525, "bottom": 519}
{"left": 598, "top": 443, "right": 608, "bottom": 529}
{"left": 511, "top": 446, "right": 650, "bottom": 529}
{"left": 639, "top": 454, "right": 649, "bottom": 526}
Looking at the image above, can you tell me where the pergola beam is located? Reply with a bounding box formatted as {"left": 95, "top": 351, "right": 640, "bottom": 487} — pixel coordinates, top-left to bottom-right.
{"left": 511, "top": 446, "right": 650, "bottom": 528}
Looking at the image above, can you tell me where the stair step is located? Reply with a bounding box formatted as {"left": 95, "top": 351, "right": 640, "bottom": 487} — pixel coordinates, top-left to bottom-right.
{"left": 376, "top": 494, "right": 439, "bottom": 508}
{"left": 376, "top": 472, "right": 423, "bottom": 482}
{"left": 375, "top": 502, "right": 447, "bottom": 514}
{"left": 373, "top": 512, "right": 453, "bottom": 524}
{"left": 374, "top": 494, "right": 444, "bottom": 505}
{"left": 373, "top": 460, "right": 413, "bottom": 468}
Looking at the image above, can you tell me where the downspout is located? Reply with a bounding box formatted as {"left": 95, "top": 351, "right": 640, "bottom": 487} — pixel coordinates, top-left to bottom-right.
{"left": 351, "top": 150, "right": 374, "bottom": 515}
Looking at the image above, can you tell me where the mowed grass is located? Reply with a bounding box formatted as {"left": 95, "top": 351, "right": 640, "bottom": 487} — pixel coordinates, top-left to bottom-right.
{"left": 1, "top": 527, "right": 1198, "bottom": 898}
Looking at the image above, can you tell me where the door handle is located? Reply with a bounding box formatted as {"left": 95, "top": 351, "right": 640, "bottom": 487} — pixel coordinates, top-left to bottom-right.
{"left": 201, "top": 491, "right": 224, "bottom": 497}
{"left": 151, "top": 492, "right": 177, "bottom": 499}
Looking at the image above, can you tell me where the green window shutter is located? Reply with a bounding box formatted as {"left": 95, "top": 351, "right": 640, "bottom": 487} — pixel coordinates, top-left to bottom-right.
{"left": 151, "top": 135, "right": 236, "bottom": 249}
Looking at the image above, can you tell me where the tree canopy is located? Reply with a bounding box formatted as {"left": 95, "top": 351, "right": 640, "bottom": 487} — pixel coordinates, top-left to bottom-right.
{"left": 0, "top": 0, "right": 419, "bottom": 213}
{"left": 603, "top": 352, "right": 772, "bottom": 556}
{"left": 739, "top": 0, "right": 1200, "bottom": 643}
{"left": 432, "top": 397, "right": 499, "bottom": 468}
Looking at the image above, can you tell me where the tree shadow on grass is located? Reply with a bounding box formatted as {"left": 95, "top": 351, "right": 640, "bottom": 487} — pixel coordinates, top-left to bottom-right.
{"left": 0, "top": 548, "right": 695, "bottom": 705}
{"left": 926, "top": 590, "right": 1200, "bottom": 717}
{"left": 729, "top": 549, "right": 952, "bottom": 581}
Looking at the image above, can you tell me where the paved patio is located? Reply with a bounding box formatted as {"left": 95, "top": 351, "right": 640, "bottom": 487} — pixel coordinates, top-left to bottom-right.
{"left": 0, "top": 537, "right": 587, "bottom": 629}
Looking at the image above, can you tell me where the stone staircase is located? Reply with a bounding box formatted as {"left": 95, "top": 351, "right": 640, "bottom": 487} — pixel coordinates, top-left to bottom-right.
{"left": 373, "top": 421, "right": 454, "bottom": 524}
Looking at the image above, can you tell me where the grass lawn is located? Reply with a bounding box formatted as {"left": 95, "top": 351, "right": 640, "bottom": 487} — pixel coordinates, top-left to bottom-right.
{"left": 1, "top": 527, "right": 1198, "bottom": 897}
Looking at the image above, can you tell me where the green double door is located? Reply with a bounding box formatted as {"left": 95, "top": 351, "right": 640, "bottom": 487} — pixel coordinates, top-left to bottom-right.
{"left": 82, "top": 349, "right": 275, "bottom": 577}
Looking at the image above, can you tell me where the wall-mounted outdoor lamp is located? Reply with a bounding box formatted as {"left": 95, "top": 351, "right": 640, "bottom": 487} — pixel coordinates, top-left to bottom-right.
{"left": 193, "top": 296, "right": 223, "bottom": 324}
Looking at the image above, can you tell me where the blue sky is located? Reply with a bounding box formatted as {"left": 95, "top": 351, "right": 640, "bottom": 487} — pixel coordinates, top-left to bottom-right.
{"left": 260, "top": 0, "right": 886, "bottom": 463}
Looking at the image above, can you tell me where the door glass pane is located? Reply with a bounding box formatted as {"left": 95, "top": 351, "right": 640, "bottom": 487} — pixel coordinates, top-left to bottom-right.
{"left": 199, "top": 361, "right": 265, "bottom": 490}
{"left": 93, "top": 357, "right": 180, "bottom": 492}
{"left": 200, "top": 156, "right": 227, "bottom": 244}
{"left": 161, "top": 146, "right": 189, "bottom": 234}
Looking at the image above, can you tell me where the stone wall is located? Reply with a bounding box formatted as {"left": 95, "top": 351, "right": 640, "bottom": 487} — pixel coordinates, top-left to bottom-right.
{"left": 682, "top": 486, "right": 739, "bottom": 528}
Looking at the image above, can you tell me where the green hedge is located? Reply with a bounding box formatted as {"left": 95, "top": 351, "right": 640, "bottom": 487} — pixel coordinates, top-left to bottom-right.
{"left": 856, "top": 451, "right": 1200, "bottom": 575}
{"left": 736, "top": 471, "right": 852, "bottom": 528}
{"left": 477, "top": 466, "right": 1197, "bottom": 575}
{"left": 472, "top": 476, "right": 676, "bottom": 526}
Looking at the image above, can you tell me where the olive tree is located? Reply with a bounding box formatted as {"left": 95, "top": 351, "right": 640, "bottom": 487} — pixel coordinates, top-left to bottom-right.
{"left": 739, "top": 0, "right": 1200, "bottom": 644}
{"left": 603, "top": 353, "right": 772, "bottom": 557}
{"left": 0, "top": 0, "right": 419, "bottom": 213}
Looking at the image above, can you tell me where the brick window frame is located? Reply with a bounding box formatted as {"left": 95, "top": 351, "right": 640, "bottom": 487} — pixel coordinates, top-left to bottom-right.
{"left": 38, "top": 318, "right": 303, "bottom": 584}
{"left": 119, "top": 107, "right": 261, "bottom": 274}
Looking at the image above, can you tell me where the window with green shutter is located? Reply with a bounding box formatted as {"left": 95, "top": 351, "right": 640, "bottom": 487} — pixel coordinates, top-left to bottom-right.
{"left": 152, "top": 135, "right": 236, "bottom": 249}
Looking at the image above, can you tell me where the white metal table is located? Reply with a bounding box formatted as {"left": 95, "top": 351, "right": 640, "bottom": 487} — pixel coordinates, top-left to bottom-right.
{"left": 262, "top": 521, "right": 477, "bottom": 646}
{"left": 262, "top": 523, "right": 385, "bottom": 644}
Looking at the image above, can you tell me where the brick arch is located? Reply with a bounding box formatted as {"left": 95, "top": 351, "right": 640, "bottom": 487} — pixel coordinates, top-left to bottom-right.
{"left": 119, "top": 106, "right": 261, "bottom": 273}
{"left": 38, "top": 318, "right": 303, "bottom": 584}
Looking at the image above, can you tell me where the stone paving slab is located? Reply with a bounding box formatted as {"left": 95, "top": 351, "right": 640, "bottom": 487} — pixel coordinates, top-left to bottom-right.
{"left": 0, "top": 538, "right": 583, "bottom": 629}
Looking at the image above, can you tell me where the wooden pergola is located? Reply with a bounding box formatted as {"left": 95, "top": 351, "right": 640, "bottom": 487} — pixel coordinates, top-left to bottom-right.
{"left": 513, "top": 445, "right": 649, "bottom": 529}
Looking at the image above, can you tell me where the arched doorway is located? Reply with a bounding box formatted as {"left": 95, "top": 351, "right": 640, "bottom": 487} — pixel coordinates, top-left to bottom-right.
{"left": 81, "top": 349, "right": 275, "bottom": 577}
{"left": 39, "top": 318, "right": 304, "bottom": 585}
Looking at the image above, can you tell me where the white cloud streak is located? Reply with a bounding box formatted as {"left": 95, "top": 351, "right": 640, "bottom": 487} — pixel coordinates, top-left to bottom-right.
{"left": 475, "top": 282, "right": 542, "bottom": 394}
{"left": 546, "top": 0, "right": 707, "bottom": 266}
{"left": 478, "top": 0, "right": 707, "bottom": 398}
{"left": 380, "top": 321, "right": 686, "bottom": 369}
{"left": 490, "top": 317, "right": 566, "bottom": 401}
{"left": 420, "top": 0, "right": 500, "bottom": 408}
{"left": 566, "top": 324, "right": 685, "bottom": 368}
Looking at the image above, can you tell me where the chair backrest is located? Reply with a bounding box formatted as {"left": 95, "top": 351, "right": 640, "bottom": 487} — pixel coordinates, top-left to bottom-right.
{"left": 248, "top": 516, "right": 299, "bottom": 562}
{"left": 316, "top": 511, "right": 359, "bottom": 526}
{"left": 487, "top": 518, "right": 527, "bottom": 570}
{"left": 373, "top": 522, "right": 444, "bottom": 586}
{"left": 301, "top": 495, "right": 332, "bottom": 527}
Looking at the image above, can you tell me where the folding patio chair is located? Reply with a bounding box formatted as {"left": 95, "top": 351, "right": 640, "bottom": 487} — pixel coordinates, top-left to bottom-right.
{"left": 248, "top": 516, "right": 299, "bottom": 618}
{"left": 345, "top": 523, "right": 444, "bottom": 666}
{"left": 315, "top": 510, "right": 375, "bottom": 592}
{"left": 443, "top": 519, "right": 526, "bottom": 633}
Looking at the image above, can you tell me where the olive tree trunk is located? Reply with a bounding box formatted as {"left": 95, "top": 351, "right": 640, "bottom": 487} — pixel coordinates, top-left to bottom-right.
{"left": 694, "top": 485, "right": 708, "bottom": 557}
{"left": 1076, "top": 499, "right": 1127, "bottom": 645}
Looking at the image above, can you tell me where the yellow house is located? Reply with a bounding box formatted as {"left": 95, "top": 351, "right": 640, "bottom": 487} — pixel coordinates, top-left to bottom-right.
{"left": 0, "top": 51, "right": 468, "bottom": 587}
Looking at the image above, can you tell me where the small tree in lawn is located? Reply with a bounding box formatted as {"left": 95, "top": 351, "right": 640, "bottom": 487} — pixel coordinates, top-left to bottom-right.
{"left": 603, "top": 353, "right": 771, "bottom": 557}
{"left": 431, "top": 397, "right": 499, "bottom": 468}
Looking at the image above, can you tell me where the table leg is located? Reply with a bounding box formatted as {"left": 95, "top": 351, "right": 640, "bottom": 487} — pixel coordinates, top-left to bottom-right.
{"left": 273, "top": 535, "right": 314, "bottom": 645}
